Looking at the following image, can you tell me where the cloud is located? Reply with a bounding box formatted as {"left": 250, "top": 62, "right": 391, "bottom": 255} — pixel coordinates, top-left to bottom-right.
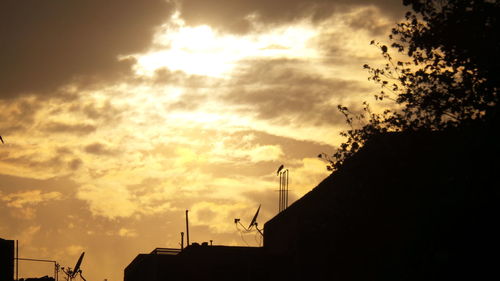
{"left": 77, "top": 184, "right": 138, "bottom": 219}
{"left": 84, "top": 143, "right": 117, "bottom": 156}
{"left": 68, "top": 158, "right": 83, "bottom": 171}
{"left": 178, "top": 0, "right": 406, "bottom": 33}
{"left": 66, "top": 245, "right": 85, "bottom": 256}
{"left": 0, "top": 0, "right": 173, "bottom": 99}
{"left": 118, "top": 228, "right": 138, "bottom": 238}
{"left": 0, "top": 97, "right": 44, "bottom": 135}
{"left": 190, "top": 201, "right": 250, "bottom": 233}
{"left": 77, "top": 179, "right": 177, "bottom": 219}
{"left": 344, "top": 5, "right": 395, "bottom": 36}
{"left": 74, "top": 99, "right": 126, "bottom": 125}
{"left": 17, "top": 225, "right": 41, "bottom": 245}
{"left": 43, "top": 122, "right": 97, "bottom": 135}
{"left": 248, "top": 145, "right": 284, "bottom": 162}
{"left": 221, "top": 58, "right": 370, "bottom": 126}
{"left": 0, "top": 190, "right": 63, "bottom": 208}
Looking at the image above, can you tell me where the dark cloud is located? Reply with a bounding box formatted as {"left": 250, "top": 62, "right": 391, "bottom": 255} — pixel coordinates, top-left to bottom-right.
{"left": 84, "top": 142, "right": 117, "bottom": 156}
{"left": 0, "top": 144, "right": 82, "bottom": 175}
{"left": 0, "top": 174, "right": 75, "bottom": 194}
{"left": 179, "top": 0, "right": 406, "bottom": 33}
{"left": 222, "top": 59, "right": 371, "bottom": 126}
{"left": 1, "top": 153, "right": 65, "bottom": 172}
{"left": 0, "top": 0, "right": 173, "bottom": 99}
{"left": 81, "top": 102, "right": 123, "bottom": 122}
{"left": 68, "top": 158, "right": 83, "bottom": 170}
{"left": 65, "top": 99, "right": 126, "bottom": 126}
{"left": 44, "top": 121, "right": 97, "bottom": 135}
{"left": 232, "top": 130, "right": 335, "bottom": 159}
{"left": 0, "top": 98, "right": 43, "bottom": 135}
{"left": 345, "top": 6, "right": 394, "bottom": 36}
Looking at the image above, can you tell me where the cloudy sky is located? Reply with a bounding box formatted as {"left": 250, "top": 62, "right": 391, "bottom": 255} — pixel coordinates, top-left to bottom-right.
{"left": 1, "top": 0, "right": 408, "bottom": 280}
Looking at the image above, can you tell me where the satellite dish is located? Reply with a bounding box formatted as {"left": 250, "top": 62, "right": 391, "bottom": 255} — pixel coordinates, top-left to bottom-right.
{"left": 248, "top": 204, "right": 261, "bottom": 229}
{"left": 72, "top": 252, "right": 85, "bottom": 278}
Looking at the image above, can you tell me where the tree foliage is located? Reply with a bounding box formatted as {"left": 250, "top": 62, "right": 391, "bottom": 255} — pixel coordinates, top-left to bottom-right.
{"left": 321, "top": 0, "right": 500, "bottom": 171}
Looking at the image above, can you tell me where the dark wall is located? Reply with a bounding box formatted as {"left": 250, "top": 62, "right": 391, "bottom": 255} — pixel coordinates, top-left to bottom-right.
{"left": 0, "top": 238, "right": 14, "bottom": 281}
{"left": 264, "top": 128, "right": 500, "bottom": 281}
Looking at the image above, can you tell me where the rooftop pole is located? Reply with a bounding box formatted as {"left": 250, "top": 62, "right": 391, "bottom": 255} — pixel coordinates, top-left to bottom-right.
{"left": 181, "top": 232, "right": 184, "bottom": 251}
{"left": 185, "top": 210, "right": 190, "bottom": 247}
{"left": 16, "top": 240, "right": 18, "bottom": 281}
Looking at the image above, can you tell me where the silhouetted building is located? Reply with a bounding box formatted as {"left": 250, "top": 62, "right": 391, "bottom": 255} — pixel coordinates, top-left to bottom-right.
{"left": 125, "top": 128, "right": 500, "bottom": 281}
{"left": 125, "top": 244, "right": 272, "bottom": 281}
{"left": 0, "top": 238, "right": 14, "bottom": 281}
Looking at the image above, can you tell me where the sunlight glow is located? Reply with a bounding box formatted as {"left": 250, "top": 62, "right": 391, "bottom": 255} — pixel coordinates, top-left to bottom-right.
{"left": 130, "top": 16, "right": 319, "bottom": 78}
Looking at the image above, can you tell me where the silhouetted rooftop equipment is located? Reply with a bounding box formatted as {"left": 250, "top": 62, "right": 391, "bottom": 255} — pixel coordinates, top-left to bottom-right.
{"left": 150, "top": 248, "right": 181, "bottom": 255}
{"left": 185, "top": 210, "right": 190, "bottom": 247}
{"left": 15, "top": 258, "right": 59, "bottom": 281}
{"left": 180, "top": 232, "right": 184, "bottom": 251}
{"left": 11, "top": 239, "right": 60, "bottom": 281}
{"left": 277, "top": 165, "right": 289, "bottom": 213}
{"left": 234, "top": 204, "right": 264, "bottom": 245}
{"left": 248, "top": 204, "right": 261, "bottom": 229}
{"left": 62, "top": 252, "right": 86, "bottom": 281}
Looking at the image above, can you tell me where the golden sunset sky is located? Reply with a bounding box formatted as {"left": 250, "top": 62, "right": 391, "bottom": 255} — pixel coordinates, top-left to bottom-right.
{"left": 1, "top": 1, "right": 408, "bottom": 280}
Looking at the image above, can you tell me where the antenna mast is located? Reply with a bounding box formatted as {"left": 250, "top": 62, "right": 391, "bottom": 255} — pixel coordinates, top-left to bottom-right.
{"left": 277, "top": 165, "right": 289, "bottom": 213}
{"left": 180, "top": 232, "right": 184, "bottom": 251}
{"left": 185, "top": 210, "right": 190, "bottom": 247}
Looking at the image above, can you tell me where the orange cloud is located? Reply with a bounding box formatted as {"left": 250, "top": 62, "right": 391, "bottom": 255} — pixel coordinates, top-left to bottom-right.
{"left": 1, "top": 190, "right": 62, "bottom": 208}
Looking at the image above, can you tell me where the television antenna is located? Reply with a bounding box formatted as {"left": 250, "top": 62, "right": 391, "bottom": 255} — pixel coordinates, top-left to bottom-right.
{"left": 277, "top": 165, "right": 289, "bottom": 213}
{"left": 62, "top": 252, "right": 87, "bottom": 281}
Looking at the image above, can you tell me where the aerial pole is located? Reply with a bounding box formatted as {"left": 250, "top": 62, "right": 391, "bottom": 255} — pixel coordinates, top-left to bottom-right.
{"left": 285, "top": 169, "right": 289, "bottom": 209}
{"left": 185, "top": 210, "right": 190, "bottom": 247}
{"left": 180, "top": 232, "right": 184, "bottom": 251}
{"left": 277, "top": 165, "right": 289, "bottom": 213}
{"left": 16, "top": 240, "right": 18, "bottom": 281}
{"left": 279, "top": 169, "right": 283, "bottom": 212}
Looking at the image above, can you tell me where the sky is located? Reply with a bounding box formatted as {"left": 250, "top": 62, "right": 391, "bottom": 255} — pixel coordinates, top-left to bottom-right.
{"left": 0, "top": 0, "right": 408, "bottom": 280}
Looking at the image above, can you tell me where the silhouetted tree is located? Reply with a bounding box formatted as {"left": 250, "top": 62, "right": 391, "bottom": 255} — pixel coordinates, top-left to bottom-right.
{"left": 321, "top": 0, "right": 500, "bottom": 170}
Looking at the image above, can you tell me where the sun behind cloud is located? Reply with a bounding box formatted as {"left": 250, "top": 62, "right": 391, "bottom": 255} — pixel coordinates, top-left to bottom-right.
{"left": 130, "top": 13, "right": 319, "bottom": 78}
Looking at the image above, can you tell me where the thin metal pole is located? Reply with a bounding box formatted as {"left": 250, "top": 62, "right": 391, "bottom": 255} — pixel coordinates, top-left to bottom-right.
{"left": 181, "top": 232, "right": 184, "bottom": 251}
{"left": 285, "top": 170, "right": 289, "bottom": 209}
{"left": 16, "top": 258, "right": 57, "bottom": 263}
{"left": 16, "top": 240, "right": 18, "bottom": 281}
{"left": 279, "top": 172, "right": 282, "bottom": 212}
{"left": 281, "top": 172, "right": 284, "bottom": 212}
{"left": 280, "top": 172, "right": 284, "bottom": 212}
{"left": 280, "top": 171, "right": 284, "bottom": 212}
{"left": 185, "top": 210, "right": 190, "bottom": 247}
{"left": 16, "top": 258, "right": 58, "bottom": 280}
{"left": 283, "top": 170, "right": 285, "bottom": 210}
